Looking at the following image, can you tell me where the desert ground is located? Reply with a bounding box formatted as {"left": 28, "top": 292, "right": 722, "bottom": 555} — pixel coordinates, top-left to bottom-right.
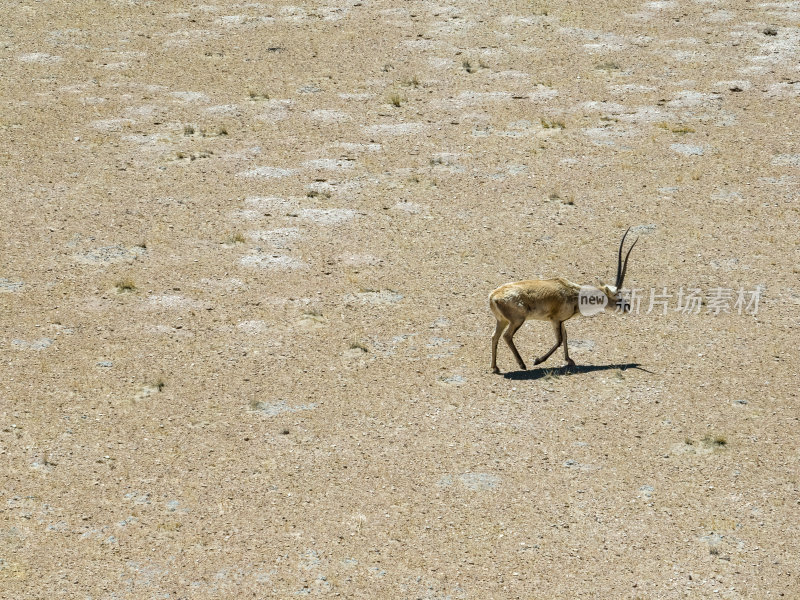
{"left": 1, "top": 0, "right": 799, "bottom": 597}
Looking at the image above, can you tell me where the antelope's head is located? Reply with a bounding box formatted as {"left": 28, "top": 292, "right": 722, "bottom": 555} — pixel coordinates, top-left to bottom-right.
{"left": 600, "top": 227, "right": 639, "bottom": 313}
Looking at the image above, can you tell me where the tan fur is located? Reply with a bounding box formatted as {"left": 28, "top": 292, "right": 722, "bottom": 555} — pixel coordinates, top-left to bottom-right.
{"left": 489, "top": 229, "right": 637, "bottom": 373}
{"left": 489, "top": 278, "right": 622, "bottom": 373}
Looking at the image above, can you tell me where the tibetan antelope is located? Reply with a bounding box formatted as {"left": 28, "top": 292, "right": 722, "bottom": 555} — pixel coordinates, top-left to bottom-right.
{"left": 489, "top": 228, "right": 638, "bottom": 373}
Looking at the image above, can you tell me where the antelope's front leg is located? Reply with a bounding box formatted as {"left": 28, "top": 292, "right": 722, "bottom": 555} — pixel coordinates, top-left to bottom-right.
{"left": 561, "top": 322, "right": 575, "bottom": 367}
{"left": 503, "top": 319, "right": 527, "bottom": 370}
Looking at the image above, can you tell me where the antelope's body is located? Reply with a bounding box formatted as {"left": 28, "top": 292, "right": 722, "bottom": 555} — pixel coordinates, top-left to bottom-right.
{"left": 489, "top": 229, "right": 638, "bottom": 373}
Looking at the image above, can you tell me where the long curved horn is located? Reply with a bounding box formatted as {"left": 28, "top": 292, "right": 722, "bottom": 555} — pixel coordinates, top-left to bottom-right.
{"left": 615, "top": 227, "right": 631, "bottom": 288}
{"left": 618, "top": 236, "right": 639, "bottom": 289}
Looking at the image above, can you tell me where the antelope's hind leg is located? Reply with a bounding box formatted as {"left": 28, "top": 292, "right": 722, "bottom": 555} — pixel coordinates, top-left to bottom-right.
{"left": 533, "top": 320, "right": 564, "bottom": 366}
{"left": 561, "top": 321, "right": 575, "bottom": 367}
{"left": 491, "top": 318, "right": 508, "bottom": 373}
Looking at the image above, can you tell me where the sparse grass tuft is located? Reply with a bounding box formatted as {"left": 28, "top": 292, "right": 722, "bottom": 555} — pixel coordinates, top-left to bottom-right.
{"left": 183, "top": 124, "right": 195, "bottom": 136}
{"left": 388, "top": 92, "right": 403, "bottom": 107}
{"left": 541, "top": 118, "right": 566, "bottom": 129}
{"left": 403, "top": 75, "right": 421, "bottom": 88}
{"left": 709, "top": 546, "right": 721, "bottom": 556}
{"left": 704, "top": 434, "right": 727, "bottom": 447}
{"left": 155, "top": 378, "right": 166, "bottom": 392}
{"left": 248, "top": 90, "right": 270, "bottom": 101}
{"left": 542, "top": 369, "right": 561, "bottom": 381}
{"left": 531, "top": 2, "right": 549, "bottom": 16}
{"left": 656, "top": 122, "right": 695, "bottom": 134}
{"left": 596, "top": 61, "right": 620, "bottom": 71}
{"left": 462, "top": 60, "right": 476, "bottom": 74}
{"left": 349, "top": 341, "right": 369, "bottom": 352}
{"left": 115, "top": 278, "right": 136, "bottom": 293}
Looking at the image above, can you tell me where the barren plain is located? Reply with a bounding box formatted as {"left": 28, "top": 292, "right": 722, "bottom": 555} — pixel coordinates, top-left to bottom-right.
{"left": 1, "top": 0, "right": 799, "bottom": 597}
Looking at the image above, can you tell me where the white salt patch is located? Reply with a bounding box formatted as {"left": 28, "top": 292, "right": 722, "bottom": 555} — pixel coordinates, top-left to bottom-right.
{"left": 309, "top": 109, "right": 350, "bottom": 123}
{"left": 608, "top": 84, "right": 656, "bottom": 94}
{"left": 205, "top": 104, "right": 241, "bottom": 115}
{"left": 338, "top": 92, "right": 372, "bottom": 100}
{"left": 237, "top": 320, "right": 268, "bottom": 334}
{"left": 765, "top": 82, "right": 800, "bottom": 98}
{"left": 670, "top": 143, "right": 707, "bottom": 156}
{"left": 392, "top": 201, "right": 423, "bottom": 214}
{"left": 427, "top": 56, "right": 452, "bottom": 68}
{"left": 279, "top": 5, "right": 307, "bottom": 20}
{"left": 706, "top": 10, "right": 733, "bottom": 22}
{"left": 458, "top": 90, "right": 513, "bottom": 102}
{"left": 237, "top": 166, "right": 296, "bottom": 178}
{"left": 772, "top": 154, "right": 800, "bottom": 166}
{"left": 363, "top": 122, "right": 426, "bottom": 136}
{"left": 617, "top": 106, "right": 675, "bottom": 123}
{"left": 0, "top": 279, "right": 24, "bottom": 292}
{"left": 163, "top": 29, "right": 217, "bottom": 48}
{"left": 667, "top": 91, "right": 721, "bottom": 108}
{"left": 489, "top": 70, "right": 531, "bottom": 80}
{"left": 299, "top": 208, "right": 357, "bottom": 225}
{"left": 346, "top": 290, "right": 403, "bottom": 304}
{"left": 251, "top": 400, "right": 317, "bottom": 416}
{"left": 18, "top": 52, "right": 63, "bottom": 64}
{"left": 643, "top": 1, "right": 678, "bottom": 9}
{"left": 216, "top": 15, "right": 247, "bottom": 24}
{"left": 332, "top": 142, "right": 382, "bottom": 153}
{"left": 244, "top": 196, "right": 299, "bottom": 211}
{"left": 91, "top": 118, "right": 135, "bottom": 131}
{"left": 247, "top": 228, "right": 301, "bottom": 247}
{"left": 147, "top": 294, "right": 198, "bottom": 309}
{"left": 75, "top": 244, "right": 146, "bottom": 264}
{"left": 239, "top": 254, "right": 305, "bottom": 269}
{"left": 339, "top": 254, "right": 382, "bottom": 267}
{"left": 580, "top": 101, "right": 627, "bottom": 113}
{"left": 528, "top": 85, "right": 559, "bottom": 101}
{"left": 458, "top": 473, "right": 500, "bottom": 491}
{"left": 302, "top": 158, "right": 354, "bottom": 170}
{"left": 171, "top": 91, "right": 209, "bottom": 102}
{"left": 12, "top": 338, "right": 54, "bottom": 351}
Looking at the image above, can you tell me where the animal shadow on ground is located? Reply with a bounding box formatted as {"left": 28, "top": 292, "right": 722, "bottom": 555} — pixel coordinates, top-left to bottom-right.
{"left": 503, "top": 362, "right": 647, "bottom": 381}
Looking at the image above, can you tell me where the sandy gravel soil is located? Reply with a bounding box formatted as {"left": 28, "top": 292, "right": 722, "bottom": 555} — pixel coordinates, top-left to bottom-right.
{"left": 2, "top": 0, "right": 799, "bottom": 597}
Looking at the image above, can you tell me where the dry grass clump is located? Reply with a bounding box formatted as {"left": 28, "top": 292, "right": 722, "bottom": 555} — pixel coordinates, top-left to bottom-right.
{"left": 115, "top": 278, "right": 136, "bottom": 293}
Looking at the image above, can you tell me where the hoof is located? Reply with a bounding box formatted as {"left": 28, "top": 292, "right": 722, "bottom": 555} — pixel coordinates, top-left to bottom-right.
{"left": 533, "top": 358, "right": 543, "bottom": 366}
{"left": 565, "top": 359, "right": 576, "bottom": 367}
{"left": 492, "top": 366, "right": 501, "bottom": 374}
